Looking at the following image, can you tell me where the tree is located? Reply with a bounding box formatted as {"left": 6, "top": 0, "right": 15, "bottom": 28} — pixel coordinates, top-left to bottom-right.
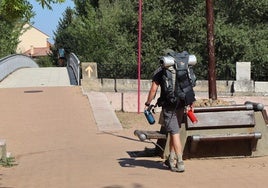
{"left": 0, "top": 0, "right": 32, "bottom": 57}
{"left": 52, "top": 7, "right": 75, "bottom": 66}
{"left": 95, "top": 0, "right": 137, "bottom": 78}
{"left": 0, "top": 0, "right": 65, "bottom": 22}
{"left": 140, "top": 0, "right": 177, "bottom": 78}
{"left": 0, "top": 0, "right": 34, "bottom": 22}
{"left": 165, "top": 0, "right": 208, "bottom": 79}
{"left": 214, "top": 0, "right": 268, "bottom": 81}
{"left": 54, "top": 0, "right": 138, "bottom": 78}
{"left": 53, "top": 0, "right": 267, "bottom": 81}
{"left": 0, "top": 0, "right": 66, "bottom": 58}
{"left": 36, "top": 0, "right": 65, "bottom": 9}
{"left": 0, "top": 20, "right": 20, "bottom": 57}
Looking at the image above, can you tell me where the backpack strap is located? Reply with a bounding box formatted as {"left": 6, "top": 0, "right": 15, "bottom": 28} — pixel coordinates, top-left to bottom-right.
{"left": 167, "top": 66, "right": 176, "bottom": 93}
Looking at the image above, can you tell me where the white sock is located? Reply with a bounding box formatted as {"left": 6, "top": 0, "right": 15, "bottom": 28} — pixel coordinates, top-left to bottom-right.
{"left": 176, "top": 153, "right": 183, "bottom": 162}
{"left": 169, "top": 151, "right": 176, "bottom": 162}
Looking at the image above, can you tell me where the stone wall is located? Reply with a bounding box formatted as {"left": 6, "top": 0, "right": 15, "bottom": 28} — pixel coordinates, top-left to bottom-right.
{"left": 82, "top": 77, "right": 267, "bottom": 95}
{"left": 81, "top": 62, "right": 268, "bottom": 95}
{"left": 80, "top": 62, "right": 268, "bottom": 113}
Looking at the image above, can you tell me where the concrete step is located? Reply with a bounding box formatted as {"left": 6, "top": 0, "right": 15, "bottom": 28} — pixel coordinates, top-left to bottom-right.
{"left": 86, "top": 91, "right": 122, "bottom": 131}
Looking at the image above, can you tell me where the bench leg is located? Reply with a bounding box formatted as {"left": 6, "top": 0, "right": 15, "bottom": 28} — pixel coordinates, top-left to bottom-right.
{"left": 163, "top": 134, "right": 170, "bottom": 159}
{"left": 251, "top": 132, "right": 262, "bottom": 151}
{"left": 155, "top": 126, "right": 167, "bottom": 157}
{"left": 190, "top": 135, "right": 199, "bottom": 153}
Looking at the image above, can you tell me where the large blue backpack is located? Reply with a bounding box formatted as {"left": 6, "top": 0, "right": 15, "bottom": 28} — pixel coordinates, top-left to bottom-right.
{"left": 158, "top": 51, "right": 197, "bottom": 107}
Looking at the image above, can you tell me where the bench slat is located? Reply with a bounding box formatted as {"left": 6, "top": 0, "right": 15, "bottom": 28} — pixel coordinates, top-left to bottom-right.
{"left": 190, "top": 132, "right": 262, "bottom": 153}
{"left": 194, "top": 105, "right": 253, "bottom": 113}
{"left": 186, "top": 110, "right": 255, "bottom": 130}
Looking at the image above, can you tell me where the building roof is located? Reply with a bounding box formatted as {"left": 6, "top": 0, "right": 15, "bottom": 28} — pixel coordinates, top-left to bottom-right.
{"left": 23, "top": 46, "right": 51, "bottom": 57}
{"left": 28, "top": 24, "right": 50, "bottom": 38}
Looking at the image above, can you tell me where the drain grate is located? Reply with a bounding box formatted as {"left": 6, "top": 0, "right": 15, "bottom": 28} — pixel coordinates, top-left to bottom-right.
{"left": 24, "top": 90, "right": 43, "bottom": 93}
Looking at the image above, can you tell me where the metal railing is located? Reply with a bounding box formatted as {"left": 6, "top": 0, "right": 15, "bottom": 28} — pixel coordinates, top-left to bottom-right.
{"left": 0, "top": 54, "right": 39, "bottom": 81}
{"left": 67, "top": 53, "right": 80, "bottom": 85}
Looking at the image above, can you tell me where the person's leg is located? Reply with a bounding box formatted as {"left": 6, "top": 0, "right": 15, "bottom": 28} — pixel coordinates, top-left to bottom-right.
{"left": 163, "top": 107, "right": 185, "bottom": 172}
{"left": 168, "top": 137, "right": 176, "bottom": 171}
{"left": 168, "top": 134, "right": 184, "bottom": 172}
{"left": 171, "top": 133, "right": 182, "bottom": 155}
{"left": 169, "top": 107, "right": 185, "bottom": 172}
{"left": 170, "top": 133, "right": 184, "bottom": 172}
{"left": 173, "top": 106, "right": 185, "bottom": 172}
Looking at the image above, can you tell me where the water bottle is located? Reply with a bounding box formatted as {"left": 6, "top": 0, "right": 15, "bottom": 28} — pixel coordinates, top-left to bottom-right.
{"left": 187, "top": 109, "right": 198, "bottom": 124}
{"left": 144, "top": 105, "right": 155, "bottom": 125}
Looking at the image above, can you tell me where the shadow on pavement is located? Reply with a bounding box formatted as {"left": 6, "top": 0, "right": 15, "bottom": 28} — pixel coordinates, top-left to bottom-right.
{"left": 118, "top": 158, "right": 167, "bottom": 171}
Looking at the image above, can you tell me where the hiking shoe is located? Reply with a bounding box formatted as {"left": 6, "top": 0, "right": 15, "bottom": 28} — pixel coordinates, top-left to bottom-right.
{"left": 167, "top": 158, "right": 178, "bottom": 172}
{"left": 164, "top": 159, "right": 170, "bottom": 168}
{"left": 176, "top": 161, "right": 185, "bottom": 173}
{"left": 169, "top": 163, "right": 178, "bottom": 172}
{"left": 165, "top": 159, "right": 185, "bottom": 172}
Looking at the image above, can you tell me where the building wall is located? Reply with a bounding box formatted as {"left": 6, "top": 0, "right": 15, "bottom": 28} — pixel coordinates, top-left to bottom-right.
{"left": 16, "top": 24, "right": 50, "bottom": 53}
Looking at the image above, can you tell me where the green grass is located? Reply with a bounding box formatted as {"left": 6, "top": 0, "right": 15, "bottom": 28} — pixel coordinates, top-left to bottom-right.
{"left": 0, "top": 157, "right": 17, "bottom": 167}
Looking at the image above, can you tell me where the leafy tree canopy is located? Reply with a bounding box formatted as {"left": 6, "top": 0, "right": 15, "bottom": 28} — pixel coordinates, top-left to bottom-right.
{"left": 0, "top": 0, "right": 66, "bottom": 57}
{"left": 2, "top": 0, "right": 267, "bottom": 81}
{"left": 53, "top": 0, "right": 266, "bottom": 80}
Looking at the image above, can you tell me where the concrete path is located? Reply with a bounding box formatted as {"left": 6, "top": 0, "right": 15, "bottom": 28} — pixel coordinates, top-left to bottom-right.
{"left": 0, "top": 86, "right": 268, "bottom": 188}
{"left": 86, "top": 91, "right": 122, "bottom": 131}
{"left": 0, "top": 68, "right": 268, "bottom": 187}
{"left": 0, "top": 67, "right": 71, "bottom": 88}
{"left": 0, "top": 67, "right": 122, "bottom": 132}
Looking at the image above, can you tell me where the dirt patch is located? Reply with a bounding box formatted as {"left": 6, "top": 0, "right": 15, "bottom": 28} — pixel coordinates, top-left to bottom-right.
{"left": 116, "top": 111, "right": 161, "bottom": 129}
{"left": 194, "top": 98, "right": 233, "bottom": 107}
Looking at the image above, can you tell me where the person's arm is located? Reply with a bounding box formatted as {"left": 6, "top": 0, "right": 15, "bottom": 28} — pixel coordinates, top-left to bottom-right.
{"left": 145, "top": 81, "right": 159, "bottom": 108}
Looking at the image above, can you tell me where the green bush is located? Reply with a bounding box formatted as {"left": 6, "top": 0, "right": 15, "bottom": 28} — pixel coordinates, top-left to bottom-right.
{"left": 35, "top": 56, "right": 55, "bottom": 67}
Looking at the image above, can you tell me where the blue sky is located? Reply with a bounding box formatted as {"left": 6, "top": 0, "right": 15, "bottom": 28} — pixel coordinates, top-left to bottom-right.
{"left": 29, "top": 0, "right": 75, "bottom": 44}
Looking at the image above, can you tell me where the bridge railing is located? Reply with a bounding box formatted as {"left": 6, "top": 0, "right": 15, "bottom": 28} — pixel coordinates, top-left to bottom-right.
{"left": 0, "top": 54, "right": 39, "bottom": 81}
{"left": 67, "top": 53, "right": 80, "bottom": 85}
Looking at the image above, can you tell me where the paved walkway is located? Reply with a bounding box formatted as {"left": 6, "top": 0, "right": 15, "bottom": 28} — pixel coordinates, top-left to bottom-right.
{"left": 0, "top": 67, "right": 122, "bottom": 131}
{"left": 0, "top": 68, "right": 268, "bottom": 188}
{"left": 0, "top": 67, "right": 71, "bottom": 88}
{"left": 86, "top": 91, "right": 122, "bottom": 131}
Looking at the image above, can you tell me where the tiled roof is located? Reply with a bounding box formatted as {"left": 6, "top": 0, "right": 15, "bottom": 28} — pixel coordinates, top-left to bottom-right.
{"left": 23, "top": 47, "right": 51, "bottom": 57}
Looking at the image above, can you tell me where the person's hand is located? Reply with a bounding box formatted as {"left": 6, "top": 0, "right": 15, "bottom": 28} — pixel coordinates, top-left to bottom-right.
{"left": 144, "top": 105, "right": 148, "bottom": 111}
{"left": 186, "top": 103, "right": 194, "bottom": 112}
{"left": 144, "top": 102, "right": 150, "bottom": 110}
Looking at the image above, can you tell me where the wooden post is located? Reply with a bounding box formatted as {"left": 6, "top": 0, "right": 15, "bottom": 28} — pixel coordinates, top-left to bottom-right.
{"left": 206, "top": 0, "right": 217, "bottom": 100}
{"left": 0, "top": 139, "right": 7, "bottom": 162}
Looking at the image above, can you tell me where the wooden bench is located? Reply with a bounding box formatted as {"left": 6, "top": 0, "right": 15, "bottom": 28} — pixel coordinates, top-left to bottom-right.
{"left": 134, "top": 130, "right": 166, "bottom": 141}
{"left": 134, "top": 101, "right": 267, "bottom": 159}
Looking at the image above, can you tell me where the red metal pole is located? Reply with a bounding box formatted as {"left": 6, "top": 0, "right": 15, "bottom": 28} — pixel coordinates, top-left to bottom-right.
{"left": 137, "top": 0, "right": 142, "bottom": 113}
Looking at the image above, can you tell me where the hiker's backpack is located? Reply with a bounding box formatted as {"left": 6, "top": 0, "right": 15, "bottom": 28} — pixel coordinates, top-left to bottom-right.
{"left": 158, "top": 51, "right": 197, "bottom": 107}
